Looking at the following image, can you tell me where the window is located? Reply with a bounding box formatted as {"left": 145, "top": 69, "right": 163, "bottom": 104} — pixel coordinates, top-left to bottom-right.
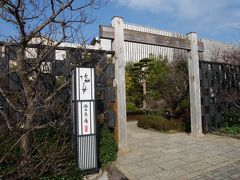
{"left": 55, "top": 50, "right": 66, "bottom": 60}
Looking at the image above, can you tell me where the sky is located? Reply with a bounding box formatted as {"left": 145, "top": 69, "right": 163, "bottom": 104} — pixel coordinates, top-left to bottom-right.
{"left": 0, "top": 0, "right": 240, "bottom": 44}
{"left": 83, "top": 0, "right": 240, "bottom": 44}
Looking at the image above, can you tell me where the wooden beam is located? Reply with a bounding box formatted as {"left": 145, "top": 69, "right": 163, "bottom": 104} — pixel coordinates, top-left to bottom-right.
{"left": 99, "top": 25, "right": 204, "bottom": 52}
{"left": 187, "top": 32, "right": 203, "bottom": 136}
{"left": 124, "top": 29, "right": 190, "bottom": 50}
{"left": 99, "top": 25, "right": 114, "bottom": 40}
{"left": 111, "top": 17, "right": 128, "bottom": 149}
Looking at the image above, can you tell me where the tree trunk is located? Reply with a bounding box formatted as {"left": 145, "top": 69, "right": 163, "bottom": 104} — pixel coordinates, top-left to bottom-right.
{"left": 143, "top": 78, "right": 147, "bottom": 109}
{"left": 16, "top": 46, "right": 35, "bottom": 156}
{"left": 21, "top": 112, "right": 34, "bottom": 156}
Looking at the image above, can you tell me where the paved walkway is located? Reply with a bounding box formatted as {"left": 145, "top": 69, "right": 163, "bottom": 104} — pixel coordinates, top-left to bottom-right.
{"left": 115, "top": 121, "right": 240, "bottom": 180}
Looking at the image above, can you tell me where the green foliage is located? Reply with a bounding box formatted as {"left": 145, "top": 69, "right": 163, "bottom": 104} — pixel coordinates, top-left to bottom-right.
{"left": 55, "top": 76, "right": 66, "bottom": 88}
{"left": 125, "top": 63, "right": 143, "bottom": 108}
{"left": 222, "top": 108, "right": 240, "bottom": 127}
{"left": 126, "top": 102, "right": 138, "bottom": 111}
{"left": 146, "top": 55, "right": 189, "bottom": 118}
{"left": 137, "top": 115, "right": 184, "bottom": 132}
{"left": 126, "top": 55, "right": 190, "bottom": 119}
{"left": 0, "top": 128, "right": 82, "bottom": 179}
{"left": 147, "top": 55, "right": 170, "bottom": 100}
{"left": 148, "top": 56, "right": 188, "bottom": 104}
{"left": 220, "top": 125, "right": 240, "bottom": 135}
{"left": 99, "top": 127, "right": 117, "bottom": 166}
{"left": 219, "top": 108, "right": 240, "bottom": 135}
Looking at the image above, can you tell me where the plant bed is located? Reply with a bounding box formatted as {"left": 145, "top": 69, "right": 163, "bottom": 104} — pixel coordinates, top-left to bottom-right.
{"left": 211, "top": 131, "right": 240, "bottom": 140}
{"left": 211, "top": 108, "right": 240, "bottom": 140}
{"left": 211, "top": 125, "right": 240, "bottom": 140}
{"left": 127, "top": 114, "right": 145, "bottom": 121}
{"left": 137, "top": 115, "right": 186, "bottom": 133}
{"left": 99, "top": 126, "right": 118, "bottom": 167}
{"left": 127, "top": 109, "right": 165, "bottom": 121}
{"left": 0, "top": 127, "right": 83, "bottom": 179}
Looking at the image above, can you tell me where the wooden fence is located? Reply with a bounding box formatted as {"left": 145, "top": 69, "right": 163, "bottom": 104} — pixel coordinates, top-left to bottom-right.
{"left": 200, "top": 61, "right": 240, "bottom": 133}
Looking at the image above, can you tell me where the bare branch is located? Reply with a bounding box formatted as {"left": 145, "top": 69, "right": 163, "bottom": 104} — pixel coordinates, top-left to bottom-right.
{"left": 26, "top": 0, "right": 74, "bottom": 43}
{"left": 0, "top": 87, "right": 23, "bottom": 113}
{"left": 50, "top": 0, "right": 55, "bottom": 14}
{"left": 0, "top": 134, "right": 25, "bottom": 164}
{"left": 0, "top": 109, "right": 13, "bottom": 131}
{"left": 0, "top": 12, "right": 18, "bottom": 25}
{"left": 44, "top": 80, "right": 69, "bottom": 103}
{"left": 25, "top": 34, "right": 66, "bottom": 76}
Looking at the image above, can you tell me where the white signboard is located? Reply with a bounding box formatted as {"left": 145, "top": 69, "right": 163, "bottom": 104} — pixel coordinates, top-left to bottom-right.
{"left": 71, "top": 67, "right": 98, "bottom": 172}
{"left": 73, "top": 67, "right": 96, "bottom": 135}
{"left": 76, "top": 101, "right": 95, "bottom": 135}
{"left": 75, "top": 68, "right": 95, "bottom": 101}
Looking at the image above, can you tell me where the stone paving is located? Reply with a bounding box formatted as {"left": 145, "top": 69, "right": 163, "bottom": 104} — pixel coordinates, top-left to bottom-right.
{"left": 115, "top": 121, "right": 240, "bottom": 180}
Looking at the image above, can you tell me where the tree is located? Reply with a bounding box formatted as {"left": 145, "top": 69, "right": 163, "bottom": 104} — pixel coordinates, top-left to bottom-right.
{"left": 147, "top": 55, "right": 189, "bottom": 118}
{"left": 125, "top": 62, "right": 143, "bottom": 109}
{"left": 209, "top": 44, "right": 240, "bottom": 65}
{"left": 0, "top": 0, "right": 107, "bottom": 177}
{"left": 125, "top": 54, "right": 190, "bottom": 119}
{"left": 130, "top": 58, "right": 153, "bottom": 109}
{"left": 209, "top": 45, "right": 240, "bottom": 109}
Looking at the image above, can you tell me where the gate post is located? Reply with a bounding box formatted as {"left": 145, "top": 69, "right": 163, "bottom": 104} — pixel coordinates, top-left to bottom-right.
{"left": 187, "top": 32, "right": 203, "bottom": 136}
{"left": 111, "top": 16, "right": 128, "bottom": 148}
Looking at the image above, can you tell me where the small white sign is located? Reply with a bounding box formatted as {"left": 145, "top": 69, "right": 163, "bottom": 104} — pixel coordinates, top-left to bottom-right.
{"left": 75, "top": 68, "right": 95, "bottom": 101}
{"left": 40, "top": 62, "right": 52, "bottom": 73}
{"left": 76, "top": 101, "right": 95, "bottom": 135}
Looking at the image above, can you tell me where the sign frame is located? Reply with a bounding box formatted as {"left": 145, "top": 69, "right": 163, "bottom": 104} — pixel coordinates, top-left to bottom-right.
{"left": 71, "top": 67, "right": 98, "bottom": 175}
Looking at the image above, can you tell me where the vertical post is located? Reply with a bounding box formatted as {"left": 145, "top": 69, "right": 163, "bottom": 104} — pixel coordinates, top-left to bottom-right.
{"left": 187, "top": 32, "right": 203, "bottom": 136}
{"left": 111, "top": 17, "right": 128, "bottom": 148}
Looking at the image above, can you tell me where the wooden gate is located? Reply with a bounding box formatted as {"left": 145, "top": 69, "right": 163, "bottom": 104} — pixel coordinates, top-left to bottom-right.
{"left": 100, "top": 16, "right": 205, "bottom": 149}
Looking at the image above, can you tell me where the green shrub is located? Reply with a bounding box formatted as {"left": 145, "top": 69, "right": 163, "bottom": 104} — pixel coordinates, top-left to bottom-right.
{"left": 127, "top": 109, "right": 146, "bottom": 115}
{"left": 220, "top": 125, "right": 240, "bottom": 135}
{"left": 99, "top": 127, "right": 117, "bottom": 166}
{"left": 0, "top": 128, "right": 82, "bottom": 179}
{"left": 126, "top": 102, "right": 138, "bottom": 111}
{"left": 222, "top": 108, "right": 240, "bottom": 127}
{"left": 137, "top": 115, "right": 184, "bottom": 132}
{"left": 127, "top": 109, "right": 164, "bottom": 122}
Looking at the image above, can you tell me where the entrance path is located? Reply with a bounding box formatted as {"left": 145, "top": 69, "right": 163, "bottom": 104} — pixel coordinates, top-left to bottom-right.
{"left": 114, "top": 121, "right": 240, "bottom": 180}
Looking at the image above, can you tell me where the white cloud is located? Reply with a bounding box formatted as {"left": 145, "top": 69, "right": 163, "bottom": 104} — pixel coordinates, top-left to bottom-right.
{"left": 116, "top": 0, "right": 237, "bottom": 19}
{"left": 116, "top": 0, "right": 176, "bottom": 14}
{"left": 115, "top": 0, "right": 240, "bottom": 39}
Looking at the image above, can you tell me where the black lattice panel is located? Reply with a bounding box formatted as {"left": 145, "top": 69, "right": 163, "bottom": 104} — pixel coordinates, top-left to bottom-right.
{"left": 0, "top": 44, "right": 116, "bottom": 128}
{"left": 200, "top": 61, "right": 240, "bottom": 133}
